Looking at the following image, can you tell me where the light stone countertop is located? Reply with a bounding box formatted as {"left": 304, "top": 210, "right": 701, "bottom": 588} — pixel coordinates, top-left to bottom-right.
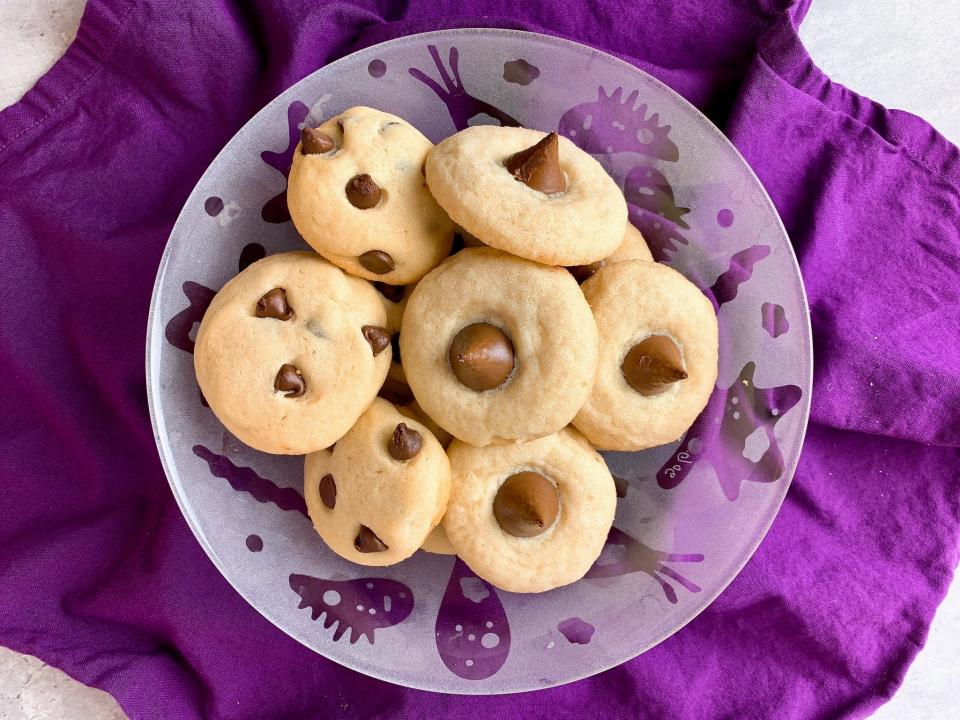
{"left": 0, "top": 1, "right": 957, "bottom": 718}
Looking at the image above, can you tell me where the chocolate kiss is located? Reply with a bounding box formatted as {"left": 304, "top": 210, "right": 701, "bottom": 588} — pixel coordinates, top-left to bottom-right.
{"left": 505, "top": 132, "right": 567, "bottom": 194}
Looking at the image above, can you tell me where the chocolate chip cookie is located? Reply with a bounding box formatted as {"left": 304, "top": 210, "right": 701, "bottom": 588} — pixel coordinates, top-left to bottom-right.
{"left": 288, "top": 106, "right": 455, "bottom": 284}
{"left": 425, "top": 126, "right": 627, "bottom": 265}
{"left": 304, "top": 398, "right": 451, "bottom": 566}
{"left": 573, "top": 260, "right": 719, "bottom": 450}
{"left": 194, "top": 251, "right": 390, "bottom": 454}
{"left": 443, "top": 428, "right": 617, "bottom": 592}
{"left": 400, "top": 247, "right": 599, "bottom": 446}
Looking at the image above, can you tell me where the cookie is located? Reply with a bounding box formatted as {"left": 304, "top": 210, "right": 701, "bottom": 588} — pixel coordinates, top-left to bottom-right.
{"left": 288, "top": 106, "right": 455, "bottom": 284}
{"left": 195, "top": 252, "right": 390, "bottom": 454}
{"left": 568, "top": 222, "right": 653, "bottom": 283}
{"left": 400, "top": 247, "right": 599, "bottom": 446}
{"left": 372, "top": 281, "right": 414, "bottom": 335}
{"left": 304, "top": 398, "right": 451, "bottom": 566}
{"left": 573, "top": 260, "right": 719, "bottom": 450}
{"left": 420, "top": 523, "right": 456, "bottom": 555}
{"left": 398, "top": 400, "right": 453, "bottom": 449}
{"left": 443, "top": 428, "right": 616, "bottom": 593}
{"left": 378, "top": 359, "right": 414, "bottom": 405}
{"left": 425, "top": 126, "right": 626, "bottom": 265}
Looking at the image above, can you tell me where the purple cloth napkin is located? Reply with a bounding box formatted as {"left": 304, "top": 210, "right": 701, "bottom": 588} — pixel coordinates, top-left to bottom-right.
{"left": 1, "top": 0, "right": 958, "bottom": 718}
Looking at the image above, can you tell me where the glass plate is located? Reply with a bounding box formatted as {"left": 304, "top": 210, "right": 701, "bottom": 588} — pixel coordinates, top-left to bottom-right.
{"left": 146, "top": 28, "right": 812, "bottom": 694}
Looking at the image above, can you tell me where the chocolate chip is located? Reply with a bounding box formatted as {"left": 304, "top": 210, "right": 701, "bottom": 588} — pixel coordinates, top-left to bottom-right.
{"left": 346, "top": 174, "right": 382, "bottom": 209}
{"left": 301, "top": 127, "right": 334, "bottom": 155}
{"left": 373, "top": 281, "right": 405, "bottom": 302}
{"left": 274, "top": 364, "right": 306, "bottom": 397}
{"left": 362, "top": 325, "right": 391, "bottom": 356}
{"left": 355, "top": 525, "right": 388, "bottom": 553}
{"left": 389, "top": 423, "right": 423, "bottom": 461}
{"left": 568, "top": 260, "right": 605, "bottom": 284}
{"left": 359, "top": 250, "right": 394, "bottom": 274}
{"left": 448, "top": 323, "right": 514, "bottom": 391}
{"left": 255, "top": 288, "right": 293, "bottom": 320}
{"left": 621, "top": 335, "right": 688, "bottom": 396}
{"left": 505, "top": 132, "right": 567, "bottom": 194}
{"left": 493, "top": 472, "right": 560, "bottom": 538}
{"left": 319, "top": 474, "right": 336, "bottom": 509}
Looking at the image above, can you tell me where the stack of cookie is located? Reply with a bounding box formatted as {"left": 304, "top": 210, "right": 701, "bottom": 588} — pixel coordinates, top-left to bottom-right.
{"left": 194, "top": 107, "right": 718, "bottom": 593}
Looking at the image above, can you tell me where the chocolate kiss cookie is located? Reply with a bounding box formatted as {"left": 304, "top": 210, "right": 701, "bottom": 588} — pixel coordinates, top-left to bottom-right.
{"left": 574, "top": 260, "right": 719, "bottom": 451}
{"left": 444, "top": 428, "right": 616, "bottom": 593}
{"left": 400, "top": 248, "right": 598, "bottom": 446}
{"left": 425, "top": 126, "right": 626, "bottom": 265}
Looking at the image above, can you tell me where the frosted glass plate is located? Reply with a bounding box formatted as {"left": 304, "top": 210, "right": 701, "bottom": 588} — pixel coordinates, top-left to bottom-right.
{"left": 146, "top": 28, "right": 812, "bottom": 694}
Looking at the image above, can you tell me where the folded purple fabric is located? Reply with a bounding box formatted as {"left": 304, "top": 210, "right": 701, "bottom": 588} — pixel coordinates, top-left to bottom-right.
{"left": 1, "top": 1, "right": 958, "bottom": 718}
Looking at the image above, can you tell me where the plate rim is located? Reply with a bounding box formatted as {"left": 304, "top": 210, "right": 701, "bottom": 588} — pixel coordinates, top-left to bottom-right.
{"left": 145, "top": 26, "right": 814, "bottom": 694}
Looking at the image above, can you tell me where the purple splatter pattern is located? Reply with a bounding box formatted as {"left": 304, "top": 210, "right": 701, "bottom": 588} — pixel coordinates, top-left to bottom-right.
{"left": 623, "top": 165, "right": 690, "bottom": 229}
{"left": 193, "top": 445, "right": 308, "bottom": 517}
{"left": 586, "top": 528, "right": 703, "bottom": 604}
{"left": 289, "top": 574, "right": 413, "bottom": 644}
{"left": 628, "top": 207, "right": 689, "bottom": 262}
{"left": 622, "top": 164, "right": 692, "bottom": 262}
{"left": 762, "top": 302, "right": 789, "bottom": 338}
{"left": 367, "top": 59, "right": 387, "bottom": 78}
{"left": 557, "top": 618, "right": 595, "bottom": 644}
{"left": 656, "top": 362, "right": 802, "bottom": 500}
{"left": 436, "top": 558, "right": 510, "bottom": 680}
{"left": 259, "top": 100, "right": 310, "bottom": 224}
{"left": 164, "top": 281, "right": 215, "bottom": 354}
{"left": 502, "top": 58, "right": 540, "bottom": 85}
{"left": 409, "top": 46, "right": 520, "bottom": 130}
{"left": 706, "top": 244, "right": 772, "bottom": 311}
{"left": 238, "top": 242, "right": 266, "bottom": 271}
{"left": 245, "top": 534, "right": 264, "bottom": 552}
{"left": 204, "top": 196, "right": 224, "bottom": 216}
{"left": 717, "top": 208, "right": 734, "bottom": 227}
{"left": 557, "top": 87, "right": 679, "bottom": 161}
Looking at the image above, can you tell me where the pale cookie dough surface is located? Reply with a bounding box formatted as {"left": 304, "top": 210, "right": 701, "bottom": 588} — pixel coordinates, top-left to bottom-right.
{"left": 195, "top": 252, "right": 390, "bottom": 454}
{"left": 420, "top": 523, "right": 456, "bottom": 555}
{"left": 288, "top": 106, "right": 455, "bottom": 284}
{"left": 304, "top": 398, "right": 451, "bottom": 566}
{"left": 426, "top": 126, "right": 626, "bottom": 265}
{"left": 574, "top": 260, "right": 718, "bottom": 451}
{"left": 609, "top": 223, "right": 653, "bottom": 263}
{"left": 401, "top": 248, "right": 599, "bottom": 446}
{"left": 444, "top": 428, "right": 616, "bottom": 593}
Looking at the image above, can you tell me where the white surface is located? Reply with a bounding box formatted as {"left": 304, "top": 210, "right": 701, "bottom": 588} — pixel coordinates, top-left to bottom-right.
{"left": 0, "top": 1, "right": 957, "bottom": 718}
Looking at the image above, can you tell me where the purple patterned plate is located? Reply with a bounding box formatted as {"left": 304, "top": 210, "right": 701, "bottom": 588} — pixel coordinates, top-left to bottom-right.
{"left": 146, "top": 29, "right": 811, "bottom": 693}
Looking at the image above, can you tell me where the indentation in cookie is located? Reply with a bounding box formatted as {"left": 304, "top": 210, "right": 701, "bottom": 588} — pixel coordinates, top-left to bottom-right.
{"left": 504, "top": 132, "right": 567, "bottom": 194}
{"left": 492, "top": 471, "right": 559, "bottom": 538}
{"left": 448, "top": 322, "right": 515, "bottom": 391}
{"left": 621, "top": 335, "right": 687, "bottom": 396}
